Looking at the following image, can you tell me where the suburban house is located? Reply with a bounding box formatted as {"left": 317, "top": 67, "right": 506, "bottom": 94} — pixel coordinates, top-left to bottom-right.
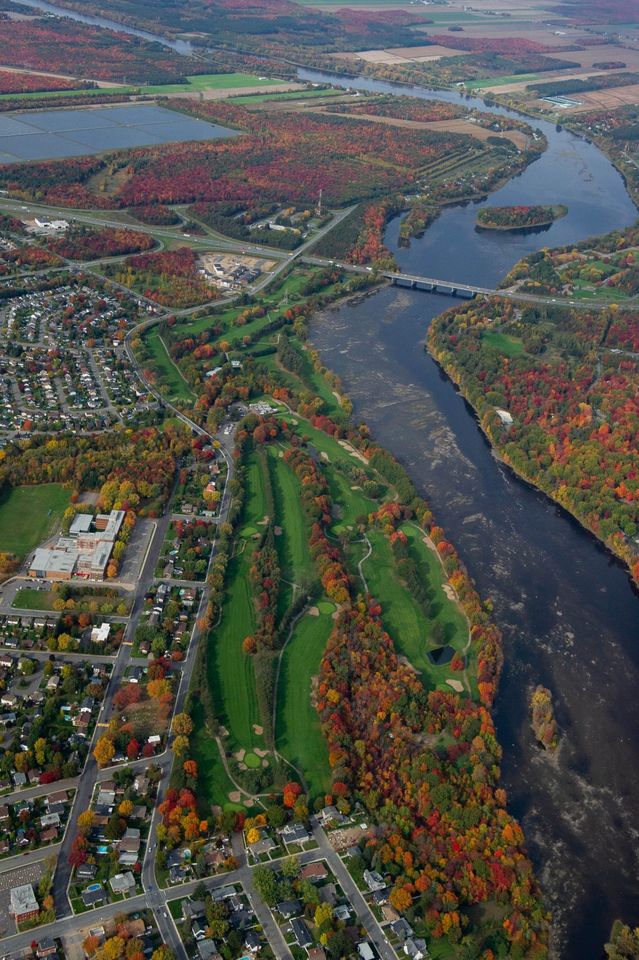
{"left": 404, "top": 938, "right": 429, "bottom": 960}
{"left": 300, "top": 861, "right": 328, "bottom": 883}
{"left": 290, "top": 919, "right": 313, "bottom": 949}
{"left": 363, "top": 870, "right": 386, "bottom": 892}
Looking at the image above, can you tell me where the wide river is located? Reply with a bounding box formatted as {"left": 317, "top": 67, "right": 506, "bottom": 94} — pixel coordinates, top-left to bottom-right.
{"left": 301, "top": 69, "right": 639, "bottom": 958}
{"left": 10, "top": 2, "right": 639, "bottom": 952}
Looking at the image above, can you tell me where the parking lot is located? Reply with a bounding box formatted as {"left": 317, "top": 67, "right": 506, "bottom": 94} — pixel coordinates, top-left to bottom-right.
{"left": 0, "top": 860, "right": 48, "bottom": 936}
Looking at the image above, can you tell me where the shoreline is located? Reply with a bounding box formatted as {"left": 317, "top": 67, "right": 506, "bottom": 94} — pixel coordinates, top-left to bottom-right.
{"left": 425, "top": 340, "right": 639, "bottom": 594}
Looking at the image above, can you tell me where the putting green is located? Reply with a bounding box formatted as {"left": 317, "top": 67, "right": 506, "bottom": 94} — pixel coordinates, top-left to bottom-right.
{"left": 317, "top": 601, "right": 335, "bottom": 615}
{"left": 244, "top": 751, "right": 262, "bottom": 769}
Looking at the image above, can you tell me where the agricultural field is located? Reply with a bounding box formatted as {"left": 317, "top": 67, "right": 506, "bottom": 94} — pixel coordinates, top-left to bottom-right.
{"left": 136, "top": 73, "right": 291, "bottom": 96}
{"left": 0, "top": 482, "right": 70, "bottom": 558}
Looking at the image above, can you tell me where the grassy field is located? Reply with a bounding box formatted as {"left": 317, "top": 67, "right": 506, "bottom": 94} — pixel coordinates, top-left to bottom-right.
{"left": 143, "top": 327, "right": 195, "bottom": 403}
{"left": 138, "top": 73, "right": 289, "bottom": 95}
{"left": 267, "top": 447, "right": 314, "bottom": 615}
{"left": 275, "top": 610, "right": 333, "bottom": 799}
{"left": 229, "top": 88, "right": 346, "bottom": 104}
{"left": 0, "top": 483, "right": 70, "bottom": 558}
{"left": 361, "top": 525, "right": 469, "bottom": 692}
{"left": 207, "top": 452, "right": 269, "bottom": 757}
{"left": 189, "top": 700, "right": 249, "bottom": 815}
{"left": 466, "top": 73, "right": 543, "bottom": 90}
{"left": 482, "top": 330, "right": 525, "bottom": 356}
{"left": 11, "top": 588, "right": 54, "bottom": 611}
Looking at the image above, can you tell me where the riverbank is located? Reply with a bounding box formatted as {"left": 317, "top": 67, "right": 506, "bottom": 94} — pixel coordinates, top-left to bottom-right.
{"left": 475, "top": 203, "right": 568, "bottom": 231}
{"left": 426, "top": 340, "right": 639, "bottom": 585}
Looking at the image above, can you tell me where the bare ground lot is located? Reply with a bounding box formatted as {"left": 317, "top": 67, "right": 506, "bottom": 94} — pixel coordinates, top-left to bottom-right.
{"left": 568, "top": 82, "right": 639, "bottom": 109}
{"left": 544, "top": 43, "right": 639, "bottom": 70}
{"left": 331, "top": 44, "right": 469, "bottom": 63}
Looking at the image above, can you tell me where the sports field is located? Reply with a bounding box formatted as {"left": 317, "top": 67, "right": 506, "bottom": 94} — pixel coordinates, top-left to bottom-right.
{"left": 275, "top": 609, "right": 333, "bottom": 799}
{"left": 0, "top": 483, "right": 70, "bottom": 558}
{"left": 361, "top": 525, "right": 469, "bottom": 690}
{"left": 207, "top": 452, "right": 268, "bottom": 756}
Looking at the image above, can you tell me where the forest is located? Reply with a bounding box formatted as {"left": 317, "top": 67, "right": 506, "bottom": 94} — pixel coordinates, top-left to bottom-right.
{"left": 476, "top": 205, "right": 567, "bottom": 231}
{"left": 0, "top": 71, "right": 92, "bottom": 95}
{"left": 105, "top": 248, "right": 221, "bottom": 308}
{"left": 44, "top": 225, "right": 155, "bottom": 261}
{"left": 428, "top": 297, "right": 639, "bottom": 583}
{"left": 43, "top": 0, "right": 431, "bottom": 56}
{"left": 0, "top": 16, "right": 201, "bottom": 84}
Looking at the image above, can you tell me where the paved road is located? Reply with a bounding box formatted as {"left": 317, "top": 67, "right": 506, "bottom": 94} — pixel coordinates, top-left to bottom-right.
{"left": 311, "top": 823, "right": 396, "bottom": 960}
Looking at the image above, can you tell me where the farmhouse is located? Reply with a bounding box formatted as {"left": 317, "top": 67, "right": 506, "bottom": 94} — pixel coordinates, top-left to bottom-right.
{"left": 10, "top": 884, "right": 39, "bottom": 922}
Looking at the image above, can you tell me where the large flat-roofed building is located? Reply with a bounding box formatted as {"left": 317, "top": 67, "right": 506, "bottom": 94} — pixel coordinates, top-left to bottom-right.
{"left": 10, "top": 883, "right": 39, "bottom": 922}
{"left": 28, "top": 510, "right": 126, "bottom": 581}
{"left": 69, "top": 514, "right": 93, "bottom": 536}
{"left": 30, "top": 548, "right": 76, "bottom": 580}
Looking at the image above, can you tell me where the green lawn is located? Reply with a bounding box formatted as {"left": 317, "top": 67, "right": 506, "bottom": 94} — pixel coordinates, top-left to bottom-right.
{"left": 466, "top": 73, "right": 543, "bottom": 90}
{"left": 143, "top": 327, "right": 195, "bottom": 403}
{"left": 361, "top": 526, "right": 470, "bottom": 692}
{"left": 208, "top": 452, "right": 270, "bottom": 755}
{"left": 189, "top": 700, "right": 248, "bottom": 814}
{"left": 482, "top": 330, "right": 525, "bottom": 356}
{"left": 275, "top": 610, "right": 333, "bottom": 800}
{"left": 0, "top": 483, "right": 70, "bottom": 558}
{"left": 12, "top": 588, "right": 55, "bottom": 611}
{"left": 138, "top": 73, "right": 289, "bottom": 95}
{"left": 267, "top": 448, "right": 314, "bottom": 610}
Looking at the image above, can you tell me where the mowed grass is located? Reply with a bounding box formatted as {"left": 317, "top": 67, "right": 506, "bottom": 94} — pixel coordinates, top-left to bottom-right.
{"left": 482, "top": 330, "right": 524, "bottom": 356}
{"left": 138, "top": 73, "right": 289, "bottom": 95}
{"left": 466, "top": 73, "right": 543, "bottom": 89}
{"left": 0, "top": 483, "right": 70, "bottom": 558}
{"left": 189, "top": 700, "right": 247, "bottom": 814}
{"left": 362, "top": 526, "right": 469, "bottom": 692}
{"left": 267, "top": 447, "right": 314, "bottom": 614}
{"left": 143, "top": 327, "right": 195, "bottom": 403}
{"left": 208, "top": 452, "right": 269, "bottom": 754}
{"left": 276, "top": 610, "right": 333, "bottom": 799}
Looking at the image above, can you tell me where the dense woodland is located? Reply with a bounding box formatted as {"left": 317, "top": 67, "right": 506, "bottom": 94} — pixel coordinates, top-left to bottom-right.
{"left": 429, "top": 297, "right": 639, "bottom": 583}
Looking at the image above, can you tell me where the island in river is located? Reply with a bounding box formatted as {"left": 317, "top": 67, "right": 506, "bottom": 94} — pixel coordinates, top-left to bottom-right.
{"left": 476, "top": 204, "right": 568, "bottom": 231}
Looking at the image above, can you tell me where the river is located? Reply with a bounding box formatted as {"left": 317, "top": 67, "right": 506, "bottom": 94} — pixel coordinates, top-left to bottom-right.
{"left": 7, "top": 3, "right": 639, "bottom": 952}
{"left": 302, "top": 70, "right": 639, "bottom": 958}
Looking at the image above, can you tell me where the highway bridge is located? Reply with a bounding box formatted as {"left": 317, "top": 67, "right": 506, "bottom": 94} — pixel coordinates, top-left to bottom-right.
{"left": 384, "top": 272, "right": 490, "bottom": 298}
{"left": 301, "top": 254, "right": 493, "bottom": 299}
